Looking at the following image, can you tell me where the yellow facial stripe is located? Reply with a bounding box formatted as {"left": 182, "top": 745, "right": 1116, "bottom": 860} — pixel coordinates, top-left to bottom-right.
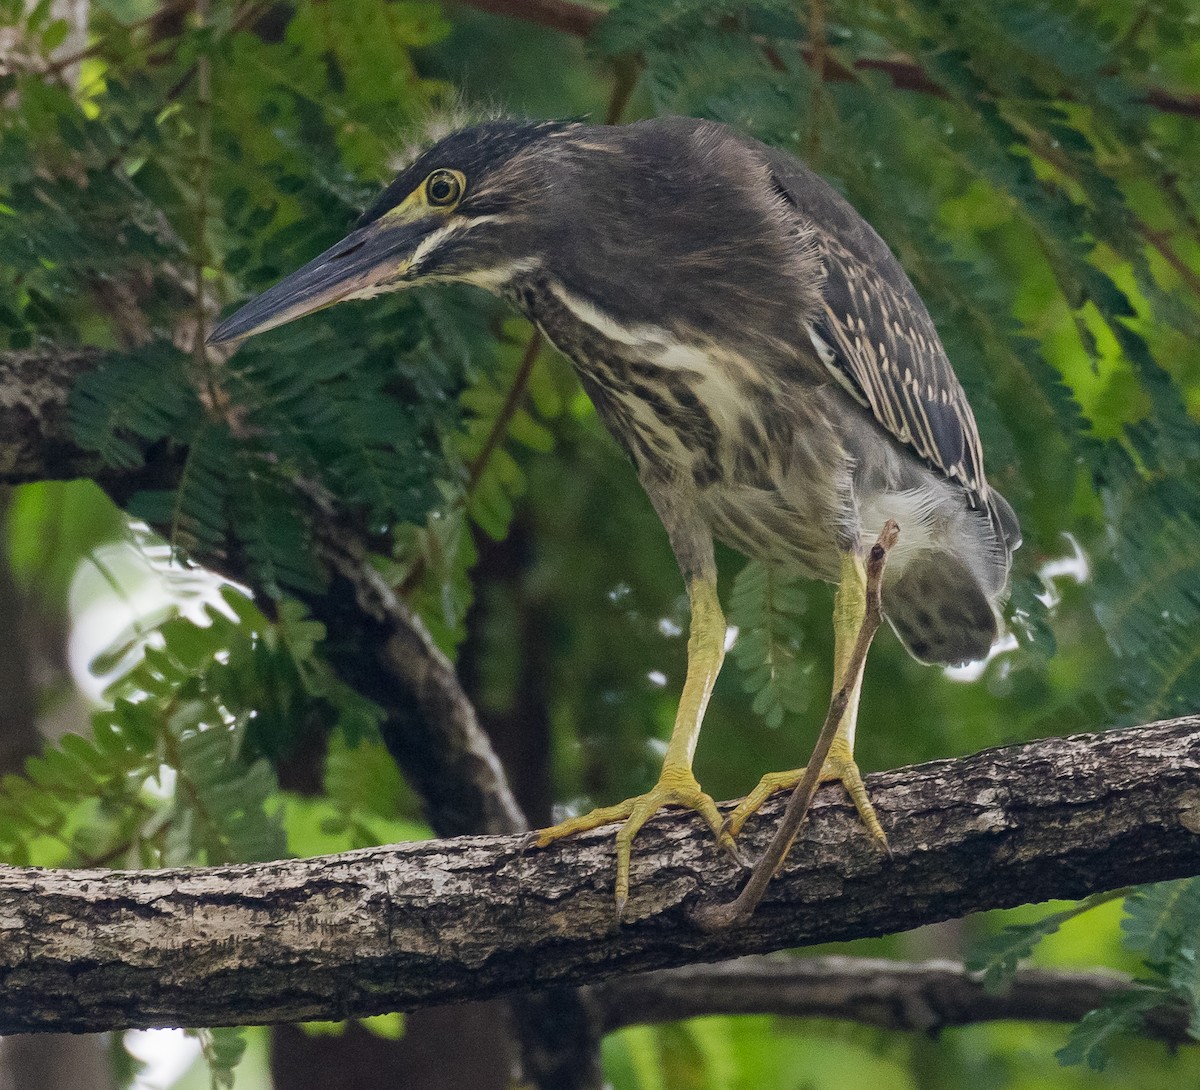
{"left": 382, "top": 169, "right": 466, "bottom": 221}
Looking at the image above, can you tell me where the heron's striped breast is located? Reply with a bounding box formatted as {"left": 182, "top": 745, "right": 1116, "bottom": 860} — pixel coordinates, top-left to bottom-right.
{"left": 509, "top": 278, "right": 811, "bottom": 486}
{"left": 505, "top": 276, "right": 853, "bottom": 574}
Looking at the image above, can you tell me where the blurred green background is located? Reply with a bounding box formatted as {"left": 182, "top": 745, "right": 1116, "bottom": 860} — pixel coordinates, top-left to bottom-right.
{"left": 2, "top": 0, "right": 1200, "bottom": 1086}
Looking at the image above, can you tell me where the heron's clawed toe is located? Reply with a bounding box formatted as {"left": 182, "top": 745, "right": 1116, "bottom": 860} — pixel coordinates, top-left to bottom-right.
{"left": 535, "top": 767, "right": 731, "bottom": 916}
{"left": 725, "top": 743, "right": 889, "bottom": 852}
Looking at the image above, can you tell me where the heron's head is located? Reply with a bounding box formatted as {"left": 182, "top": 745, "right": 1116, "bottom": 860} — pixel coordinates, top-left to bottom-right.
{"left": 208, "top": 117, "right": 819, "bottom": 346}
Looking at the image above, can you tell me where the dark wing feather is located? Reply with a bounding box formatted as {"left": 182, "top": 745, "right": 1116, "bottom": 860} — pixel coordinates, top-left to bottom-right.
{"left": 811, "top": 234, "right": 986, "bottom": 497}
{"left": 764, "top": 150, "right": 988, "bottom": 501}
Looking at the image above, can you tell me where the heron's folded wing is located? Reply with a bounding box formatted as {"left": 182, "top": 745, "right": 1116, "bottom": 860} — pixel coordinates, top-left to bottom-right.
{"left": 809, "top": 232, "right": 986, "bottom": 500}
{"left": 764, "top": 149, "right": 987, "bottom": 501}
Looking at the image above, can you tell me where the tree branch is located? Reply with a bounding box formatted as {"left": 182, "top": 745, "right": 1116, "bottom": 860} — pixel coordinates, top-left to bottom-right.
{"left": 0, "top": 346, "right": 599, "bottom": 1084}
{"left": 0, "top": 347, "right": 525, "bottom": 839}
{"left": 455, "top": 0, "right": 602, "bottom": 41}
{"left": 592, "top": 956, "right": 1191, "bottom": 1044}
{"left": 3, "top": 717, "right": 1199, "bottom": 1034}
{"left": 0, "top": 348, "right": 102, "bottom": 484}
{"left": 298, "top": 486, "right": 527, "bottom": 838}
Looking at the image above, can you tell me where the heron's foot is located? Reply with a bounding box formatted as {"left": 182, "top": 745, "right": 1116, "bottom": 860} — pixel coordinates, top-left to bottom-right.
{"left": 535, "top": 768, "right": 742, "bottom": 916}
{"left": 725, "top": 743, "right": 889, "bottom": 853}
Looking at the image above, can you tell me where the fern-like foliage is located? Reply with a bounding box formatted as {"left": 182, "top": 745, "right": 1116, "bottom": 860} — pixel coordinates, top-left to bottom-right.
{"left": 1094, "top": 469, "right": 1200, "bottom": 722}
{"left": 390, "top": 319, "right": 570, "bottom": 655}
{"left": 965, "top": 889, "right": 1128, "bottom": 992}
{"left": 1052, "top": 878, "right": 1200, "bottom": 1069}
{"left": 1055, "top": 988, "right": 1170, "bottom": 1071}
{"left": 2, "top": 0, "right": 470, "bottom": 598}
{"left": 1121, "top": 877, "right": 1200, "bottom": 966}
{"left": 0, "top": 576, "right": 380, "bottom": 869}
{"left": 728, "top": 560, "right": 816, "bottom": 730}
{"left": 6, "top": 0, "right": 1200, "bottom": 1082}
{"left": 68, "top": 312, "right": 453, "bottom": 596}
{"left": 69, "top": 343, "right": 199, "bottom": 470}
{"left": 967, "top": 880, "right": 1200, "bottom": 1068}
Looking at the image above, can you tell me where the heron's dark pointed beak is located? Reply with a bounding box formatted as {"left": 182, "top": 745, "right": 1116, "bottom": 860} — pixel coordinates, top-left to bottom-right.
{"left": 207, "top": 214, "right": 442, "bottom": 346}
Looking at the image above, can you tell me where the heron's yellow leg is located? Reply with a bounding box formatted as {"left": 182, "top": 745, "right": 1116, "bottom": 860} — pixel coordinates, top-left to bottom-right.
{"left": 536, "top": 576, "right": 736, "bottom": 912}
{"left": 725, "top": 551, "right": 888, "bottom": 849}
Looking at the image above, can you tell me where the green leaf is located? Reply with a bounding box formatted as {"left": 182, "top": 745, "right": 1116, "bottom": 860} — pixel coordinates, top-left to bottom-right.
{"left": 1055, "top": 988, "right": 1164, "bottom": 1070}
{"left": 68, "top": 342, "right": 195, "bottom": 461}
{"left": 190, "top": 1027, "right": 248, "bottom": 1090}
{"left": 360, "top": 1012, "right": 406, "bottom": 1040}
{"left": 966, "top": 911, "right": 1076, "bottom": 991}
{"left": 1121, "top": 879, "right": 1200, "bottom": 965}
{"left": 1167, "top": 947, "right": 1200, "bottom": 1040}
{"left": 728, "top": 561, "right": 814, "bottom": 730}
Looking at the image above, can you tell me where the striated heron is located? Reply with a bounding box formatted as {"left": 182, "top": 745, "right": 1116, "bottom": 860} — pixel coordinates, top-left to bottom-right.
{"left": 210, "top": 117, "right": 1020, "bottom": 918}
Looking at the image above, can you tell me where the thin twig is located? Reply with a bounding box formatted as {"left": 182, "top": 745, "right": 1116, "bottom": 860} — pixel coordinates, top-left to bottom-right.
{"left": 192, "top": 0, "right": 216, "bottom": 386}
{"left": 397, "top": 331, "right": 543, "bottom": 596}
{"left": 456, "top": 0, "right": 603, "bottom": 37}
{"left": 1015, "top": 117, "right": 1200, "bottom": 300}
{"left": 604, "top": 53, "right": 642, "bottom": 126}
{"left": 466, "top": 332, "right": 544, "bottom": 492}
{"left": 805, "top": 0, "right": 827, "bottom": 161}
{"left": 38, "top": 0, "right": 196, "bottom": 77}
{"left": 1138, "top": 224, "right": 1200, "bottom": 299}
{"left": 691, "top": 520, "right": 899, "bottom": 931}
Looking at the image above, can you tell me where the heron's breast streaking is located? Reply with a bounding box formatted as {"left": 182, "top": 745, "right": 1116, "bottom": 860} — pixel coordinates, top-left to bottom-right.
{"left": 506, "top": 271, "right": 857, "bottom": 577}
{"left": 515, "top": 278, "right": 786, "bottom": 473}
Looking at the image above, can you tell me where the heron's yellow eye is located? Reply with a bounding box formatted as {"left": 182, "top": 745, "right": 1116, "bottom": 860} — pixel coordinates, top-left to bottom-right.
{"left": 425, "top": 169, "right": 463, "bottom": 208}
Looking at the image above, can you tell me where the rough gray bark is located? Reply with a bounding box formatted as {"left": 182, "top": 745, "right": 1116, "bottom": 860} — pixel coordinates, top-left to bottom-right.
{"left": 0, "top": 348, "right": 102, "bottom": 484}
{"left": 2, "top": 717, "right": 1199, "bottom": 1035}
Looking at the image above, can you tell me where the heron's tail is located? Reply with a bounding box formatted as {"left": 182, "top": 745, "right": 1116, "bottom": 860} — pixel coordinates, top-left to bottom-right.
{"left": 883, "top": 550, "right": 999, "bottom": 666}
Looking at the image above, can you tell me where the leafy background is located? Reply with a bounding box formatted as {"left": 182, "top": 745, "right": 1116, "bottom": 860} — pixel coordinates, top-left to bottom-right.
{"left": 2, "top": 0, "right": 1200, "bottom": 1086}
